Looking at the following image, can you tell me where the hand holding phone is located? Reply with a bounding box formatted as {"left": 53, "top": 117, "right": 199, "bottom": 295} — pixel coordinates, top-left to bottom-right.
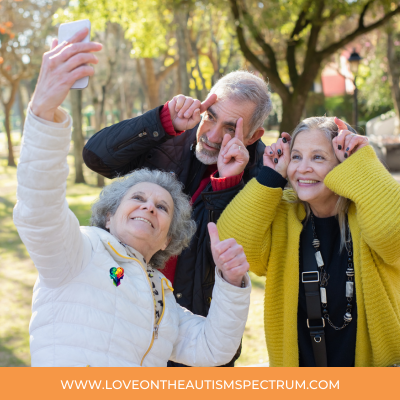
{"left": 30, "top": 27, "right": 101, "bottom": 121}
{"left": 58, "top": 19, "right": 91, "bottom": 89}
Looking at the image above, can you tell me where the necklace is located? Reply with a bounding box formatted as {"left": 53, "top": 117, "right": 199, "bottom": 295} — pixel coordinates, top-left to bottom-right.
{"left": 310, "top": 212, "right": 354, "bottom": 330}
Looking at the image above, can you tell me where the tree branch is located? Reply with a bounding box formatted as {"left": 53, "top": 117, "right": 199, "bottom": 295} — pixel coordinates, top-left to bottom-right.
{"left": 157, "top": 59, "right": 179, "bottom": 82}
{"left": 229, "top": 0, "right": 289, "bottom": 99}
{"left": 318, "top": 4, "right": 400, "bottom": 60}
{"left": 239, "top": 3, "right": 279, "bottom": 73}
{"left": 359, "top": 0, "right": 374, "bottom": 29}
{"left": 136, "top": 58, "right": 148, "bottom": 94}
{"left": 293, "top": 0, "right": 325, "bottom": 97}
{"left": 287, "top": 7, "right": 311, "bottom": 88}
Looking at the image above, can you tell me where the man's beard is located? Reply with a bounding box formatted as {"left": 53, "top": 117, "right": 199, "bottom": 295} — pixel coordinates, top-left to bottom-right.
{"left": 195, "top": 134, "right": 221, "bottom": 165}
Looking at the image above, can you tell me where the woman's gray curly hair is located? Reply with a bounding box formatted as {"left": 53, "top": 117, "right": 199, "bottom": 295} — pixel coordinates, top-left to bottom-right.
{"left": 90, "top": 168, "right": 197, "bottom": 269}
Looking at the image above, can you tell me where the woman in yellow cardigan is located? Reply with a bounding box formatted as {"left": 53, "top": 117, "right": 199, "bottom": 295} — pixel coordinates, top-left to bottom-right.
{"left": 217, "top": 116, "right": 400, "bottom": 367}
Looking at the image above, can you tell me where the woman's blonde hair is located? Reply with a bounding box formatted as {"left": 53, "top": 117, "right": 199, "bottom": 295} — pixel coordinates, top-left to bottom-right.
{"left": 289, "top": 116, "right": 355, "bottom": 250}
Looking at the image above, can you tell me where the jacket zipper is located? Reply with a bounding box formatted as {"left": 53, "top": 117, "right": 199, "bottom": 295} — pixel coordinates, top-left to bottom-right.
{"left": 140, "top": 278, "right": 172, "bottom": 366}
{"left": 106, "top": 242, "right": 172, "bottom": 366}
{"left": 113, "top": 133, "right": 143, "bottom": 151}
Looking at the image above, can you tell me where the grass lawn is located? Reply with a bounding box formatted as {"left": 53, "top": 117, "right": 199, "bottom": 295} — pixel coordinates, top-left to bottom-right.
{"left": 0, "top": 130, "right": 269, "bottom": 367}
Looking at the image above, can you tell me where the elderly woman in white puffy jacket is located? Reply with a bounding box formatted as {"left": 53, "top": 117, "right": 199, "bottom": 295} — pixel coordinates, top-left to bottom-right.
{"left": 13, "top": 29, "right": 251, "bottom": 367}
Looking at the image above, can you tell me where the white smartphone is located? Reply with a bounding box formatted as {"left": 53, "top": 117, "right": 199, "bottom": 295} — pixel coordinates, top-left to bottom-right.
{"left": 58, "top": 19, "right": 91, "bottom": 89}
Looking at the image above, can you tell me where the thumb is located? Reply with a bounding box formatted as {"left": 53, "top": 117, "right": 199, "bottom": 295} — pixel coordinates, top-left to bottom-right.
{"left": 208, "top": 222, "right": 220, "bottom": 248}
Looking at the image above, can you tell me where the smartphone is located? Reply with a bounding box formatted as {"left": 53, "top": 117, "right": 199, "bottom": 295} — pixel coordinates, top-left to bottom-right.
{"left": 58, "top": 19, "right": 91, "bottom": 89}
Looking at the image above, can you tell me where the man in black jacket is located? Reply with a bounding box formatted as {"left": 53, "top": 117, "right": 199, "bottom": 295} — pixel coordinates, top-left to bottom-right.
{"left": 83, "top": 71, "right": 272, "bottom": 366}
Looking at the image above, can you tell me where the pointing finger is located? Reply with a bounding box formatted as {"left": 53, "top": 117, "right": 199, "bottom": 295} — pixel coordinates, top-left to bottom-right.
{"left": 334, "top": 116, "right": 348, "bottom": 131}
{"left": 235, "top": 117, "right": 244, "bottom": 142}
{"left": 220, "top": 134, "right": 231, "bottom": 156}
{"left": 200, "top": 93, "right": 217, "bottom": 113}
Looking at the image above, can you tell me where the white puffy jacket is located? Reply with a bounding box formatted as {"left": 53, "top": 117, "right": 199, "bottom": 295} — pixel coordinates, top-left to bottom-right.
{"left": 13, "top": 107, "right": 251, "bottom": 367}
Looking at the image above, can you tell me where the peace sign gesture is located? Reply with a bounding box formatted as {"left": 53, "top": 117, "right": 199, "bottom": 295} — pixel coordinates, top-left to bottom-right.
{"left": 217, "top": 117, "right": 250, "bottom": 178}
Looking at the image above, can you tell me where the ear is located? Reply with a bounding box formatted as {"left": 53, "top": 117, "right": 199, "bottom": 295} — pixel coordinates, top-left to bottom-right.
{"left": 246, "top": 127, "right": 265, "bottom": 146}
{"left": 105, "top": 214, "right": 111, "bottom": 230}
{"left": 161, "top": 236, "right": 172, "bottom": 251}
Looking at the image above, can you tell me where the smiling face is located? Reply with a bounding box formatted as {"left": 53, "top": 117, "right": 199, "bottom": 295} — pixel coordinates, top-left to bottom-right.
{"left": 287, "top": 129, "right": 340, "bottom": 217}
{"left": 105, "top": 182, "right": 174, "bottom": 261}
{"left": 195, "top": 96, "right": 260, "bottom": 164}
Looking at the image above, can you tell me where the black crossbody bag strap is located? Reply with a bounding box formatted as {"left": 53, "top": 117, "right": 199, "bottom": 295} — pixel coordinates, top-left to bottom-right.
{"left": 301, "top": 237, "right": 328, "bottom": 367}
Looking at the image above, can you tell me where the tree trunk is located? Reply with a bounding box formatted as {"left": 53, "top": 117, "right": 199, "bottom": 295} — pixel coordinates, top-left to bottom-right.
{"left": 4, "top": 103, "right": 16, "bottom": 167}
{"left": 387, "top": 31, "right": 400, "bottom": 130}
{"left": 70, "top": 90, "right": 86, "bottom": 184}
{"left": 280, "top": 96, "right": 308, "bottom": 134}
{"left": 174, "top": 9, "right": 190, "bottom": 95}
{"left": 17, "top": 84, "right": 25, "bottom": 137}
{"left": 119, "top": 78, "right": 127, "bottom": 121}
{"left": 143, "top": 58, "right": 161, "bottom": 109}
{"left": 1, "top": 80, "right": 20, "bottom": 167}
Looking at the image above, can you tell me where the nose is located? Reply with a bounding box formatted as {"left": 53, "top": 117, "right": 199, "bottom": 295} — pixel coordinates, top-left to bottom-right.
{"left": 297, "top": 159, "right": 313, "bottom": 174}
{"left": 206, "top": 125, "right": 223, "bottom": 144}
{"left": 140, "top": 200, "right": 155, "bottom": 213}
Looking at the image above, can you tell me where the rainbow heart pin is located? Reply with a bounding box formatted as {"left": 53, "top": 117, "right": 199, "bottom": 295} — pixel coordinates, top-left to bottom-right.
{"left": 110, "top": 267, "right": 124, "bottom": 287}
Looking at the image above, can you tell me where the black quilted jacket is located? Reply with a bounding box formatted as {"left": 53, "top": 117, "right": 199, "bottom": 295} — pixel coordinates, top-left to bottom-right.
{"left": 83, "top": 105, "right": 265, "bottom": 364}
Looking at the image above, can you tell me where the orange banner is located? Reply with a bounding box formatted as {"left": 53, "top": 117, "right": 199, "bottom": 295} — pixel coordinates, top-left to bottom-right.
{"left": 0, "top": 367, "right": 398, "bottom": 400}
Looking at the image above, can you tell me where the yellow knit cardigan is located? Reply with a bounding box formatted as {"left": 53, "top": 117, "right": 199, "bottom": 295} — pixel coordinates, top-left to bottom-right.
{"left": 217, "top": 146, "right": 400, "bottom": 367}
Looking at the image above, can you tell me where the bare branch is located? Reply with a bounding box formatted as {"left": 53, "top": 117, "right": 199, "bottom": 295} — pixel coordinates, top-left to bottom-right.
{"left": 229, "top": 0, "right": 289, "bottom": 99}
{"left": 239, "top": 3, "right": 279, "bottom": 73}
{"left": 318, "top": 4, "right": 400, "bottom": 60}
{"left": 157, "top": 59, "right": 179, "bottom": 82}
{"left": 287, "top": 7, "right": 311, "bottom": 87}
{"left": 359, "top": 0, "right": 374, "bottom": 29}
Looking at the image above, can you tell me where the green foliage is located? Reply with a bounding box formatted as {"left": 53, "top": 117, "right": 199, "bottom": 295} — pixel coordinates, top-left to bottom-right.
{"left": 357, "top": 39, "right": 394, "bottom": 115}
{"left": 324, "top": 95, "right": 353, "bottom": 122}
{"left": 55, "top": 0, "right": 240, "bottom": 88}
{"left": 54, "top": 0, "right": 172, "bottom": 58}
{"left": 305, "top": 93, "right": 391, "bottom": 128}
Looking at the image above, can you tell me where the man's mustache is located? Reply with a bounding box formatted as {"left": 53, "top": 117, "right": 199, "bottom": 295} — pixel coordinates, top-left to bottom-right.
{"left": 199, "top": 134, "right": 221, "bottom": 150}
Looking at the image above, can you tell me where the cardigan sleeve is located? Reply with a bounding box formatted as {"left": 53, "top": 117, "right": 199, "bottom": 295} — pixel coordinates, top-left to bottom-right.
{"left": 217, "top": 169, "right": 284, "bottom": 277}
{"left": 325, "top": 145, "right": 400, "bottom": 266}
{"left": 13, "top": 106, "right": 92, "bottom": 288}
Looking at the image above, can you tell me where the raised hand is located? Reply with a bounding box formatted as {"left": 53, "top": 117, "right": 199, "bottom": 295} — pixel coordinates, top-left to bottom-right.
{"left": 168, "top": 94, "right": 217, "bottom": 132}
{"left": 31, "top": 28, "right": 102, "bottom": 122}
{"left": 208, "top": 222, "right": 249, "bottom": 288}
{"left": 263, "top": 132, "right": 291, "bottom": 178}
{"left": 333, "top": 117, "right": 369, "bottom": 162}
{"left": 217, "top": 117, "right": 250, "bottom": 178}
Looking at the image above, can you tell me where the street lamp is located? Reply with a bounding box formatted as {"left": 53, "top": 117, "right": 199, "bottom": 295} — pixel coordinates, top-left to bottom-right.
{"left": 348, "top": 48, "right": 362, "bottom": 128}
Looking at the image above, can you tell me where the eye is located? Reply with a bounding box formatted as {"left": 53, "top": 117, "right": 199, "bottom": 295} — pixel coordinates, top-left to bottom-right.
{"left": 226, "top": 127, "right": 235, "bottom": 134}
{"left": 132, "top": 195, "right": 144, "bottom": 201}
{"left": 314, "top": 155, "right": 325, "bottom": 160}
{"left": 204, "top": 113, "right": 213, "bottom": 120}
{"left": 157, "top": 204, "right": 168, "bottom": 212}
{"left": 291, "top": 154, "right": 300, "bottom": 160}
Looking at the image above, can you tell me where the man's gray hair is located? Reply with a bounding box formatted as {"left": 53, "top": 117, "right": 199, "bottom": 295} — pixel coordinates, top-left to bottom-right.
{"left": 90, "top": 168, "right": 197, "bottom": 269}
{"left": 209, "top": 70, "right": 272, "bottom": 137}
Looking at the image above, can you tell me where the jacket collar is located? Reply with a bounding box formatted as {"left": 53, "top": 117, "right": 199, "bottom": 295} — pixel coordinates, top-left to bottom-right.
{"left": 91, "top": 227, "right": 147, "bottom": 265}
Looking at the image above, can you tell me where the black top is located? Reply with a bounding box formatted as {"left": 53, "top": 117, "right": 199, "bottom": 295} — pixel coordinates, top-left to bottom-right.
{"left": 256, "top": 166, "right": 358, "bottom": 367}
{"left": 298, "top": 215, "right": 357, "bottom": 367}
